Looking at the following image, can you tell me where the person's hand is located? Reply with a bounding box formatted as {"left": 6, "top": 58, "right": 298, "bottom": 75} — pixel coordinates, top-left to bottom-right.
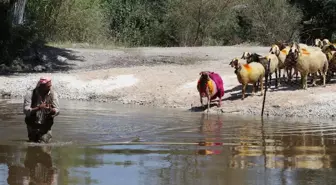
{"left": 39, "top": 103, "right": 49, "bottom": 109}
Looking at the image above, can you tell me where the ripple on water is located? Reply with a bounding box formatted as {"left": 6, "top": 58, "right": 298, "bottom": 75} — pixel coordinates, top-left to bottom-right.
{"left": 1, "top": 99, "right": 336, "bottom": 184}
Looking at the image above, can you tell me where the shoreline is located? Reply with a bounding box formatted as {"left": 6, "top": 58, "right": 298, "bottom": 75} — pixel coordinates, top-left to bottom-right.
{"left": 1, "top": 45, "right": 336, "bottom": 120}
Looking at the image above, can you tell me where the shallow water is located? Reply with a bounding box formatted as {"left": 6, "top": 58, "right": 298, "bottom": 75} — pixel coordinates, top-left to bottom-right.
{"left": 1, "top": 99, "right": 336, "bottom": 185}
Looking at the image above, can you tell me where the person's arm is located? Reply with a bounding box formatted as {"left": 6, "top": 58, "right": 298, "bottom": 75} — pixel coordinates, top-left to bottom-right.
{"left": 23, "top": 91, "right": 39, "bottom": 116}
{"left": 49, "top": 91, "right": 60, "bottom": 116}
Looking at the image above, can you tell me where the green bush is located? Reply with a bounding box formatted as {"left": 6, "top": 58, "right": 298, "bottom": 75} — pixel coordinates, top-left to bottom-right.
{"left": 26, "top": 0, "right": 109, "bottom": 43}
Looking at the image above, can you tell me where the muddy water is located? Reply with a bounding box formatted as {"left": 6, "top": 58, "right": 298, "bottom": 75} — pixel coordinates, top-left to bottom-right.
{"left": 1, "top": 99, "right": 336, "bottom": 185}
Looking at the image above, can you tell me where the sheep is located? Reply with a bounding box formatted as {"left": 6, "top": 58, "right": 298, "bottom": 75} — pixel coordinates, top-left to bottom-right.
{"left": 269, "top": 44, "right": 292, "bottom": 82}
{"left": 232, "top": 56, "right": 263, "bottom": 89}
{"left": 197, "top": 71, "right": 225, "bottom": 111}
{"left": 322, "top": 39, "right": 330, "bottom": 46}
{"left": 314, "top": 38, "right": 323, "bottom": 48}
{"left": 243, "top": 52, "right": 280, "bottom": 88}
{"left": 241, "top": 52, "right": 250, "bottom": 60}
{"left": 283, "top": 49, "right": 299, "bottom": 82}
{"left": 230, "top": 59, "right": 265, "bottom": 100}
{"left": 314, "top": 38, "right": 331, "bottom": 48}
{"left": 288, "top": 42, "right": 329, "bottom": 89}
{"left": 229, "top": 58, "right": 245, "bottom": 68}
{"left": 273, "top": 41, "right": 319, "bottom": 51}
{"left": 321, "top": 44, "right": 336, "bottom": 82}
{"left": 269, "top": 42, "right": 318, "bottom": 83}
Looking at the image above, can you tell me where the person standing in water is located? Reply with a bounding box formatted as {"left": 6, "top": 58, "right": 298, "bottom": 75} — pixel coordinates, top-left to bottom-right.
{"left": 23, "top": 77, "right": 60, "bottom": 143}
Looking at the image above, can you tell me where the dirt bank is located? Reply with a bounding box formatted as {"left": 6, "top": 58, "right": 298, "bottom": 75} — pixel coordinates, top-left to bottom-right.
{"left": 1, "top": 45, "right": 336, "bottom": 119}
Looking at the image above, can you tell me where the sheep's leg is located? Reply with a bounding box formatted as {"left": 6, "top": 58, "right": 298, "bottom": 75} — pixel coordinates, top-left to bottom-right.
{"left": 200, "top": 95, "right": 204, "bottom": 107}
{"left": 241, "top": 84, "right": 246, "bottom": 100}
{"left": 274, "top": 69, "right": 278, "bottom": 88}
{"left": 287, "top": 68, "right": 292, "bottom": 83}
{"left": 260, "top": 76, "right": 264, "bottom": 96}
{"left": 207, "top": 95, "right": 210, "bottom": 113}
{"left": 322, "top": 70, "right": 327, "bottom": 87}
{"left": 278, "top": 68, "right": 281, "bottom": 85}
{"left": 268, "top": 73, "right": 272, "bottom": 89}
{"left": 255, "top": 80, "right": 259, "bottom": 92}
{"left": 326, "top": 70, "right": 332, "bottom": 83}
{"left": 309, "top": 73, "right": 314, "bottom": 84}
{"left": 218, "top": 94, "right": 222, "bottom": 107}
{"left": 312, "top": 73, "right": 317, "bottom": 87}
{"left": 326, "top": 70, "right": 330, "bottom": 83}
{"left": 318, "top": 71, "right": 322, "bottom": 84}
{"left": 252, "top": 83, "right": 256, "bottom": 96}
{"left": 301, "top": 72, "right": 308, "bottom": 90}
{"left": 295, "top": 69, "right": 299, "bottom": 83}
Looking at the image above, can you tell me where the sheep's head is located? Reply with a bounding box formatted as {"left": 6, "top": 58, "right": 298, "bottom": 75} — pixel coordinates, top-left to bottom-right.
{"left": 229, "top": 58, "right": 240, "bottom": 69}
{"left": 314, "top": 38, "right": 323, "bottom": 48}
{"left": 288, "top": 42, "right": 300, "bottom": 60}
{"left": 246, "top": 53, "right": 262, "bottom": 64}
{"left": 321, "top": 44, "right": 336, "bottom": 53}
{"left": 199, "top": 71, "right": 211, "bottom": 82}
{"left": 321, "top": 44, "right": 336, "bottom": 61}
{"left": 198, "top": 71, "right": 212, "bottom": 95}
{"left": 322, "top": 39, "right": 330, "bottom": 46}
{"left": 269, "top": 45, "right": 280, "bottom": 56}
{"left": 241, "top": 52, "right": 250, "bottom": 60}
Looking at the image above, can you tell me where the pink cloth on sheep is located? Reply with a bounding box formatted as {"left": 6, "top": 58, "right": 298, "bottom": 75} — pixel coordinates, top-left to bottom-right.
{"left": 208, "top": 72, "right": 225, "bottom": 100}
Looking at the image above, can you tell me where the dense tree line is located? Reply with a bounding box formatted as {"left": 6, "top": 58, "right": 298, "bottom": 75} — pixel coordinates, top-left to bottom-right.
{"left": 1, "top": 0, "right": 335, "bottom": 66}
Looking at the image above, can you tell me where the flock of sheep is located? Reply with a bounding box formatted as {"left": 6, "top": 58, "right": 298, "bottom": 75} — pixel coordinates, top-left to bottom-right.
{"left": 230, "top": 38, "right": 336, "bottom": 99}
{"left": 197, "top": 38, "right": 336, "bottom": 110}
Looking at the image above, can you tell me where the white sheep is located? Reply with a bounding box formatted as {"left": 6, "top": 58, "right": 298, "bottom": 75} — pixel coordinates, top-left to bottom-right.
{"left": 230, "top": 59, "right": 265, "bottom": 100}
{"left": 269, "top": 44, "right": 291, "bottom": 82}
{"left": 314, "top": 38, "right": 323, "bottom": 48}
{"left": 323, "top": 39, "right": 330, "bottom": 46}
{"left": 231, "top": 57, "right": 262, "bottom": 89}
{"left": 321, "top": 44, "right": 336, "bottom": 82}
{"left": 289, "top": 42, "right": 329, "bottom": 89}
{"left": 241, "top": 52, "right": 251, "bottom": 60}
{"left": 229, "top": 58, "right": 245, "bottom": 68}
{"left": 243, "top": 52, "right": 280, "bottom": 88}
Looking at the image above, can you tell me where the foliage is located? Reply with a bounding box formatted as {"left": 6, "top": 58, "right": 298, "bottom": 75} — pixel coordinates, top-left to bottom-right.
{"left": 26, "top": 0, "right": 109, "bottom": 43}
{"left": 0, "top": 1, "right": 39, "bottom": 66}
{"left": 289, "top": 0, "right": 336, "bottom": 43}
{"left": 238, "top": 0, "right": 303, "bottom": 45}
{"left": 1, "top": 0, "right": 336, "bottom": 68}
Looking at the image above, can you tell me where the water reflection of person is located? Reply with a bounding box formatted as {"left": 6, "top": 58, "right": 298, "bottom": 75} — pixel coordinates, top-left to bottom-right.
{"left": 7, "top": 146, "right": 58, "bottom": 185}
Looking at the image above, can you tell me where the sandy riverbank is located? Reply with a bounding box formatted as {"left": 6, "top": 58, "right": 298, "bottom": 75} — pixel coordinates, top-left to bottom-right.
{"left": 1, "top": 45, "right": 336, "bottom": 119}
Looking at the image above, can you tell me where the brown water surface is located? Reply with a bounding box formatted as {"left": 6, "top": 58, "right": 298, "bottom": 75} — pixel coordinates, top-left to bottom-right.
{"left": 1, "top": 99, "right": 336, "bottom": 185}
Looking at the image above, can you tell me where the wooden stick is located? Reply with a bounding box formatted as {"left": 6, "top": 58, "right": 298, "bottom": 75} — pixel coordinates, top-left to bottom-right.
{"left": 261, "top": 59, "right": 271, "bottom": 117}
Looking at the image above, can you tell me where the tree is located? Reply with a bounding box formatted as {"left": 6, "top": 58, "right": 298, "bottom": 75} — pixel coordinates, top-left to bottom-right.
{"left": 12, "top": 0, "right": 28, "bottom": 25}
{"left": 289, "top": 0, "right": 336, "bottom": 43}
